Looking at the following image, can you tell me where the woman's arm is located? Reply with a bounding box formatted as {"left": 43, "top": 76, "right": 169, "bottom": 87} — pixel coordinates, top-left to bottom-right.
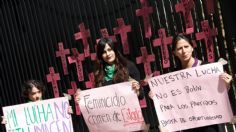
{"left": 1, "top": 116, "right": 7, "bottom": 124}
{"left": 220, "top": 72, "right": 232, "bottom": 90}
{"left": 127, "top": 61, "right": 144, "bottom": 99}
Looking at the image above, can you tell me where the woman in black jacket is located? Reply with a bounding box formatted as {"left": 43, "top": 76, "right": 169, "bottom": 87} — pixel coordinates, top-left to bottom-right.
{"left": 93, "top": 37, "right": 144, "bottom": 99}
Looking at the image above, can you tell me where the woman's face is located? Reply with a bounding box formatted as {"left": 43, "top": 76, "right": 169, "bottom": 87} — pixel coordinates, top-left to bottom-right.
{"left": 102, "top": 44, "right": 116, "bottom": 65}
{"left": 28, "top": 86, "right": 42, "bottom": 102}
{"left": 174, "top": 38, "right": 193, "bottom": 62}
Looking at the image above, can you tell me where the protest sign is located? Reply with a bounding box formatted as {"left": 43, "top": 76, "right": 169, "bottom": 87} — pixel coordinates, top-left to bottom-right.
{"left": 148, "top": 62, "right": 233, "bottom": 131}
{"left": 3, "top": 97, "right": 73, "bottom": 132}
{"left": 79, "top": 82, "right": 145, "bottom": 132}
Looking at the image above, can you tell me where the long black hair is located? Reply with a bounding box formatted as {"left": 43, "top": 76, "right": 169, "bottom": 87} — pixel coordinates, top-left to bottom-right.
{"left": 94, "top": 38, "right": 129, "bottom": 87}
{"left": 22, "top": 80, "right": 45, "bottom": 100}
{"left": 172, "top": 34, "right": 195, "bottom": 70}
{"left": 172, "top": 34, "right": 193, "bottom": 51}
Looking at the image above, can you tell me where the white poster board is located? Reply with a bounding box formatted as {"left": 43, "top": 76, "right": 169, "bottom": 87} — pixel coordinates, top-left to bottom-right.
{"left": 79, "top": 82, "right": 145, "bottom": 132}
{"left": 3, "top": 97, "right": 73, "bottom": 132}
{"left": 148, "top": 63, "right": 233, "bottom": 131}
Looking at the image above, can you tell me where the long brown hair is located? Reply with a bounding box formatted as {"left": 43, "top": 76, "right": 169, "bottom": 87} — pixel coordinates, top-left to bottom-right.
{"left": 94, "top": 38, "right": 129, "bottom": 87}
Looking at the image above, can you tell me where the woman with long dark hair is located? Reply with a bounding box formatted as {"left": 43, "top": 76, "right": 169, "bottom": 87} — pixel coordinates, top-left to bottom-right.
{"left": 150, "top": 34, "right": 232, "bottom": 132}
{"left": 93, "top": 38, "right": 144, "bottom": 98}
{"left": 76, "top": 37, "right": 144, "bottom": 100}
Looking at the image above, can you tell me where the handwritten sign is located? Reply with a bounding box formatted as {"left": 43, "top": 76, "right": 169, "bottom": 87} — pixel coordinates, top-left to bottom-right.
{"left": 3, "top": 97, "right": 73, "bottom": 132}
{"left": 148, "top": 63, "right": 233, "bottom": 131}
{"left": 79, "top": 82, "right": 145, "bottom": 132}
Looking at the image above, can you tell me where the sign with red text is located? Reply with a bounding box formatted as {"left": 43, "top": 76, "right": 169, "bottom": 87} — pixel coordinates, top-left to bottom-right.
{"left": 79, "top": 82, "right": 145, "bottom": 132}
{"left": 148, "top": 63, "right": 233, "bottom": 131}
{"left": 3, "top": 97, "right": 73, "bottom": 132}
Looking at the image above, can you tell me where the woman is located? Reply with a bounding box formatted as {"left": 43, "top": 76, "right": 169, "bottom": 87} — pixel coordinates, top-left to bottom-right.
{"left": 150, "top": 34, "right": 232, "bottom": 132}
{"left": 173, "top": 34, "right": 232, "bottom": 132}
{"left": 22, "top": 80, "right": 45, "bottom": 102}
{"left": 76, "top": 37, "right": 144, "bottom": 100}
{"left": 172, "top": 34, "right": 231, "bottom": 87}
{"left": 1, "top": 80, "right": 45, "bottom": 125}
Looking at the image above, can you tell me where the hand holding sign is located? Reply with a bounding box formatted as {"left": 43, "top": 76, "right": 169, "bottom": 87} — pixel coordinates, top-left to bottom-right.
{"left": 79, "top": 82, "right": 145, "bottom": 132}
{"left": 3, "top": 97, "right": 73, "bottom": 132}
{"left": 75, "top": 88, "right": 82, "bottom": 103}
{"left": 1, "top": 116, "right": 7, "bottom": 124}
{"left": 220, "top": 73, "right": 232, "bottom": 89}
{"left": 148, "top": 63, "right": 233, "bottom": 131}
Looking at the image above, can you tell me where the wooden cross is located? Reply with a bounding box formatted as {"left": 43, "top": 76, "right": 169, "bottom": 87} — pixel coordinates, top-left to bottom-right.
{"left": 153, "top": 28, "right": 173, "bottom": 68}
{"left": 55, "top": 42, "right": 70, "bottom": 75}
{"left": 136, "top": 47, "right": 155, "bottom": 75}
{"left": 135, "top": 0, "right": 153, "bottom": 38}
{"left": 74, "top": 23, "right": 91, "bottom": 57}
{"left": 205, "top": 0, "right": 215, "bottom": 14}
{"left": 85, "top": 72, "right": 95, "bottom": 89}
{"left": 68, "top": 48, "right": 85, "bottom": 81}
{"left": 195, "top": 20, "right": 218, "bottom": 62}
{"left": 67, "top": 81, "right": 81, "bottom": 115}
{"left": 46, "top": 67, "right": 60, "bottom": 98}
{"left": 90, "top": 52, "right": 97, "bottom": 61}
{"left": 175, "top": 0, "right": 194, "bottom": 34}
{"left": 113, "top": 18, "right": 131, "bottom": 55}
{"left": 96, "top": 28, "right": 117, "bottom": 44}
{"left": 140, "top": 97, "right": 147, "bottom": 108}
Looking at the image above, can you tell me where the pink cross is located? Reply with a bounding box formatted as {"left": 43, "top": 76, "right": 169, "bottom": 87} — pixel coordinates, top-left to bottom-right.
{"left": 136, "top": 47, "right": 155, "bottom": 75}
{"left": 96, "top": 28, "right": 117, "bottom": 44}
{"left": 85, "top": 72, "right": 95, "bottom": 89}
{"left": 74, "top": 23, "right": 91, "bottom": 57}
{"left": 195, "top": 20, "right": 218, "bottom": 62}
{"left": 67, "top": 81, "right": 81, "bottom": 115}
{"left": 113, "top": 18, "right": 131, "bottom": 55}
{"left": 153, "top": 28, "right": 173, "bottom": 68}
{"left": 205, "top": 0, "right": 215, "bottom": 14}
{"left": 90, "top": 52, "right": 97, "bottom": 61}
{"left": 46, "top": 67, "right": 60, "bottom": 98}
{"left": 139, "top": 97, "right": 147, "bottom": 108}
{"left": 135, "top": 0, "right": 153, "bottom": 38}
{"left": 68, "top": 48, "right": 85, "bottom": 81}
{"left": 55, "top": 42, "right": 70, "bottom": 75}
{"left": 175, "top": 0, "right": 194, "bottom": 34}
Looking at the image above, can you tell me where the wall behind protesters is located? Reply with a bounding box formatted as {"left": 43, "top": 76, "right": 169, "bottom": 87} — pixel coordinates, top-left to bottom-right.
{"left": 0, "top": 0, "right": 236, "bottom": 132}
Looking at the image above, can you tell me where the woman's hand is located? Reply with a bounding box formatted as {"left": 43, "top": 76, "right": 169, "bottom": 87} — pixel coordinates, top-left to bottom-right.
{"left": 1, "top": 116, "right": 7, "bottom": 124}
{"left": 130, "top": 80, "right": 140, "bottom": 96}
{"left": 159, "top": 125, "right": 169, "bottom": 132}
{"left": 67, "top": 106, "right": 73, "bottom": 114}
{"left": 220, "top": 73, "right": 232, "bottom": 90}
{"left": 230, "top": 116, "right": 236, "bottom": 124}
{"left": 148, "top": 90, "right": 155, "bottom": 100}
{"left": 75, "top": 89, "right": 82, "bottom": 104}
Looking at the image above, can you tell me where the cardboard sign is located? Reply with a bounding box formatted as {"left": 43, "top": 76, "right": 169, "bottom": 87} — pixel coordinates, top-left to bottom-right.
{"left": 3, "top": 97, "right": 73, "bottom": 132}
{"left": 79, "top": 82, "right": 145, "bottom": 132}
{"left": 148, "top": 63, "right": 233, "bottom": 131}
